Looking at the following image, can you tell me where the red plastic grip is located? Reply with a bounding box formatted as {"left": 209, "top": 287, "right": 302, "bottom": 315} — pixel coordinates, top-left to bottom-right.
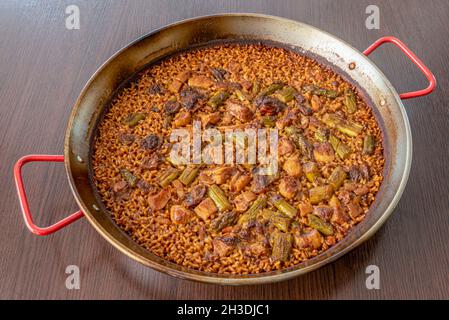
{"left": 13, "top": 154, "right": 84, "bottom": 236}
{"left": 363, "top": 36, "right": 436, "bottom": 99}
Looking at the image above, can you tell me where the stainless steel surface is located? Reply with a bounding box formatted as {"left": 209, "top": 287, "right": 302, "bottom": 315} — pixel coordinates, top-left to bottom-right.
{"left": 64, "top": 13, "right": 411, "bottom": 285}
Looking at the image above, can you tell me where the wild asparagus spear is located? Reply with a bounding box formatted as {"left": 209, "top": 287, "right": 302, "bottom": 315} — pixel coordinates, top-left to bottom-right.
{"left": 210, "top": 212, "right": 237, "bottom": 232}
{"left": 314, "top": 127, "right": 330, "bottom": 142}
{"left": 308, "top": 185, "right": 333, "bottom": 204}
{"left": 259, "top": 209, "right": 291, "bottom": 232}
{"left": 363, "top": 134, "right": 375, "bottom": 155}
{"left": 336, "top": 121, "right": 363, "bottom": 137}
{"left": 285, "top": 126, "right": 313, "bottom": 159}
{"left": 208, "top": 184, "right": 232, "bottom": 211}
{"left": 238, "top": 196, "right": 267, "bottom": 225}
{"left": 323, "top": 113, "right": 363, "bottom": 137}
{"left": 159, "top": 168, "right": 180, "bottom": 188}
{"left": 274, "top": 86, "right": 296, "bottom": 103}
{"left": 329, "top": 134, "right": 352, "bottom": 159}
{"left": 303, "top": 162, "right": 321, "bottom": 183}
{"left": 258, "top": 83, "right": 284, "bottom": 97}
{"left": 122, "top": 113, "right": 146, "bottom": 128}
{"left": 344, "top": 88, "right": 357, "bottom": 113}
{"left": 307, "top": 214, "right": 334, "bottom": 236}
{"left": 328, "top": 166, "right": 347, "bottom": 190}
{"left": 271, "top": 195, "right": 298, "bottom": 218}
{"left": 208, "top": 91, "right": 230, "bottom": 109}
{"left": 120, "top": 168, "right": 138, "bottom": 187}
{"left": 178, "top": 166, "right": 199, "bottom": 186}
{"left": 314, "top": 88, "right": 339, "bottom": 99}
{"left": 271, "top": 231, "right": 293, "bottom": 262}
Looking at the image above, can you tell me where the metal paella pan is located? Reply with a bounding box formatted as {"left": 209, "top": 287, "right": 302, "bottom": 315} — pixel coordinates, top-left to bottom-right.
{"left": 14, "top": 14, "right": 435, "bottom": 285}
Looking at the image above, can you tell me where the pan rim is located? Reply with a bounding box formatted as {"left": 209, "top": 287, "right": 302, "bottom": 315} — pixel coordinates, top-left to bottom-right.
{"left": 64, "top": 13, "right": 412, "bottom": 285}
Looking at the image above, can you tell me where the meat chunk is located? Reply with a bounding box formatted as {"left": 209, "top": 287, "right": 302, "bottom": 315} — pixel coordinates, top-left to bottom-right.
{"left": 180, "top": 87, "right": 204, "bottom": 110}
{"left": 251, "top": 174, "right": 272, "bottom": 194}
{"left": 112, "top": 181, "right": 127, "bottom": 193}
{"left": 170, "top": 205, "right": 192, "bottom": 224}
{"left": 230, "top": 172, "right": 252, "bottom": 193}
{"left": 141, "top": 134, "right": 161, "bottom": 150}
{"left": 310, "top": 94, "right": 321, "bottom": 111}
{"left": 354, "top": 184, "right": 370, "bottom": 196}
{"left": 184, "top": 184, "right": 206, "bottom": 207}
{"left": 173, "top": 111, "right": 191, "bottom": 128}
{"left": 349, "top": 165, "right": 370, "bottom": 182}
{"left": 168, "top": 79, "right": 183, "bottom": 93}
{"left": 331, "top": 206, "right": 350, "bottom": 224}
{"left": 212, "top": 239, "right": 231, "bottom": 257}
{"left": 234, "top": 191, "right": 257, "bottom": 212}
{"left": 164, "top": 100, "right": 181, "bottom": 115}
{"left": 347, "top": 201, "right": 363, "bottom": 219}
{"left": 298, "top": 202, "right": 314, "bottom": 217}
{"left": 175, "top": 71, "right": 191, "bottom": 83}
{"left": 283, "top": 156, "right": 302, "bottom": 177}
{"left": 226, "top": 100, "right": 253, "bottom": 122}
{"left": 171, "top": 179, "right": 185, "bottom": 200}
{"left": 221, "top": 112, "right": 233, "bottom": 125}
{"left": 188, "top": 75, "right": 214, "bottom": 89}
{"left": 141, "top": 153, "right": 159, "bottom": 170}
{"left": 245, "top": 242, "right": 267, "bottom": 258}
{"left": 276, "top": 108, "right": 299, "bottom": 130}
{"left": 278, "top": 137, "right": 295, "bottom": 156}
{"left": 313, "top": 205, "right": 334, "bottom": 221}
{"left": 198, "top": 171, "right": 214, "bottom": 185}
{"left": 210, "top": 167, "right": 235, "bottom": 185}
{"left": 295, "top": 229, "right": 323, "bottom": 249}
{"left": 194, "top": 198, "right": 218, "bottom": 221}
{"left": 255, "top": 96, "right": 287, "bottom": 116}
{"left": 148, "top": 189, "right": 170, "bottom": 211}
{"left": 313, "top": 142, "right": 335, "bottom": 163}
{"left": 296, "top": 101, "right": 313, "bottom": 116}
{"left": 278, "top": 176, "right": 299, "bottom": 200}
{"left": 118, "top": 133, "right": 136, "bottom": 145}
{"left": 200, "top": 112, "right": 221, "bottom": 127}
{"left": 168, "top": 71, "right": 191, "bottom": 93}
{"left": 212, "top": 237, "right": 238, "bottom": 257}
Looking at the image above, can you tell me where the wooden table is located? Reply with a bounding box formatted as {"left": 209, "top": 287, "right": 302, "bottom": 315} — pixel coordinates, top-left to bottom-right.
{"left": 1, "top": 0, "right": 448, "bottom": 299}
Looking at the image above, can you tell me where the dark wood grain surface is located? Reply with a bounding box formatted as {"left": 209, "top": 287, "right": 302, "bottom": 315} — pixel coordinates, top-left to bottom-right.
{"left": 0, "top": 0, "right": 448, "bottom": 299}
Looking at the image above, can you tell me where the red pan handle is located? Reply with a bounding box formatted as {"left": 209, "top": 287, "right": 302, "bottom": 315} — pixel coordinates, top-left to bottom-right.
{"left": 14, "top": 154, "right": 84, "bottom": 236}
{"left": 363, "top": 36, "right": 436, "bottom": 99}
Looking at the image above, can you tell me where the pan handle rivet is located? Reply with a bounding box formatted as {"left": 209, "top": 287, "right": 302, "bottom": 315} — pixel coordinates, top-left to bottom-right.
{"left": 380, "top": 99, "right": 386, "bottom": 106}
{"left": 76, "top": 155, "right": 84, "bottom": 163}
{"left": 349, "top": 62, "right": 356, "bottom": 70}
{"left": 92, "top": 204, "right": 100, "bottom": 211}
